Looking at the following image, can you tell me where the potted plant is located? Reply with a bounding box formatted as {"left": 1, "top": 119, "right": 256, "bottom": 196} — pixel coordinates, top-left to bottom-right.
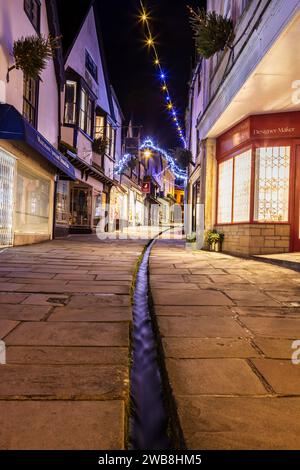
{"left": 206, "top": 229, "right": 224, "bottom": 252}
{"left": 186, "top": 233, "right": 197, "bottom": 250}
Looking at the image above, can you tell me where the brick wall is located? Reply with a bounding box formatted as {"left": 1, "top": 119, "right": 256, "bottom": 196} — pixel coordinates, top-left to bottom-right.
{"left": 215, "top": 224, "right": 290, "bottom": 256}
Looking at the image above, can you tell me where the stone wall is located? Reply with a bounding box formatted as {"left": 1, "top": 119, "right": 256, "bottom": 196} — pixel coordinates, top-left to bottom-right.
{"left": 215, "top": 224, "right": 290, "bottom": 256}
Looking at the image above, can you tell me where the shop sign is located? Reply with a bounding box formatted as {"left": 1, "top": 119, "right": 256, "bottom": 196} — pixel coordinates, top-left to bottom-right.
{"left": 142, "top": 182, "right": 151, "bottom": 193}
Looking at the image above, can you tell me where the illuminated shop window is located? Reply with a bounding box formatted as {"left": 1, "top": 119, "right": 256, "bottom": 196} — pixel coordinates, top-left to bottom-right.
{"left": 15, "top": 165, "right": 50, "bottom": 234}
{"left": 254, "top": 146, "right": 290, "bottom": 222}
{"left": 217, "top": 158, "right": 233, "bottom": 223}
{"left": 0, "top": 148, "right": 15, "bottom": 245}
{"left": 233, "top": 150, "right": 251, "bottom": 222}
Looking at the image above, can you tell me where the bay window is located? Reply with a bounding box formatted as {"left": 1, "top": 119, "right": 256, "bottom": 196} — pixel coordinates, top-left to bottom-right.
{"left": 254, "top": 146, "right": 290, "bottom": 222}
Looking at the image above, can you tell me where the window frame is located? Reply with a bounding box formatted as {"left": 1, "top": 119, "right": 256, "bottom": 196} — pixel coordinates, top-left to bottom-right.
{"left": 24, "top": 0, "right": 41, "bottom": 33}
{"left": 216, "top": 140, "right": 294, "bottom": 226}
{"left": 85, "top": 49, "right": 98, "bottom": 83}
{"left": 64, "top": 80, "right": 77, "bottom": 126}
{"left": 23, "top": 75, "right": 39, "bottom": 128}
{"left": 78, "top": 88, "right": 94, "bottom": 139}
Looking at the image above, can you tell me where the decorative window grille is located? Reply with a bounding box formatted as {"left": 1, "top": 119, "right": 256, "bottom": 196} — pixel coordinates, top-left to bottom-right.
{"left": 0, "top": 149, "right": 15, "bottom": 246}
{"left": 217, "top": 158, "right": 233, "bottom": 223}
{"left": 254, "top": 146, "right": 290, "bottom": 222}
{"left": 233, "top": 150, "right": 252, "bottom": 222}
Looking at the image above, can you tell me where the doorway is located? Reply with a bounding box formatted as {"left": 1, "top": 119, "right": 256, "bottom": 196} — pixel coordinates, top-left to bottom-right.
{"left": 70, "top": 184, "right": 92, "bottom": 233}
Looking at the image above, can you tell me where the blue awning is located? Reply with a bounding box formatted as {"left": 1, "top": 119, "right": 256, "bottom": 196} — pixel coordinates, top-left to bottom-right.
{"left": 0, "top": 104, "right": 75, "bottom": 180}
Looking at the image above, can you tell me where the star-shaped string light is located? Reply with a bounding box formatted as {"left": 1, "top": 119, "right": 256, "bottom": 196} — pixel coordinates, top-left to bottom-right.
{"left": 139, "top": 0, "right": 187, "bottom": 148}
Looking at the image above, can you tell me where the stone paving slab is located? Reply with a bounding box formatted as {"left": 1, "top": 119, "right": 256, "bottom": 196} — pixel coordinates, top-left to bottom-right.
{"left": 176, "top": 396, "right": 300, "bottom": 449}
{"left": 0, "top": 304, "right": 51, "bottom": 321}
{"left": 163, "top": 338, "right": 259, "bottom": 359}
{"left": 0, "top": 319, "right": 19, "bottom": 339}
{"left": 166, "top": 358, "right": 267, "bottom": 395}
{"left": 253, "top": 338, "right": 296, "bottom": 358}
{"left": 158, "top": 316, "right": 246, "bottom": 338}
{"left": 251, "top": 359, "right": 300, "bottom": 394}
{"left": 241, "top": 317, "right": 300, "bottom": 338}
{"left": 48, "top": 306, "right": 131, "bottom": 322}
{"left": 6, "top": 346, "right": 128, "bottom": 365}
{"left": 0, "top": 401, "right": 124, "bottom": 449}
{"left": 152, "top": 289, "right": 233, "bottom": 306}
{"left": 155, "top": 305, "right": 233, "bottom": 317}
{"left": 0, "top": 364, "right": 128, "bottom": 400}
{"left": 5, "top": 322, "right": 129, "bottom": 346}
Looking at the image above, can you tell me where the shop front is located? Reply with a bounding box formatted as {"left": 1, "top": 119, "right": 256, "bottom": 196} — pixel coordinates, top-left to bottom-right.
{"left": 0, "top": 105, "right": 75, "bottom": 246}
{"left": 214, "top": 112, "right": 300, "bottom": 255}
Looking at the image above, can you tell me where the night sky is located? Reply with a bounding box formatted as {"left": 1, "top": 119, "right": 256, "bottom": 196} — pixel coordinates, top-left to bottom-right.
{"left": 57, "top": 0, "right": 205, "bottom": 150}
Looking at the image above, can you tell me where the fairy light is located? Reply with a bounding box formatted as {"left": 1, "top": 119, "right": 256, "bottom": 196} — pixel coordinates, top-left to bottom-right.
{"left": 114, "top": 138, "right": 187, "bottom": 181}
{"left": 139, "top": 0, "right": 187, "bottom": 148}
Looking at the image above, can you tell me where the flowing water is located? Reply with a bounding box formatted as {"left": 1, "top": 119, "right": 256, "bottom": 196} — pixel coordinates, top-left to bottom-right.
{"left": 130, "top": 238, "right": 171, "bottom": 450}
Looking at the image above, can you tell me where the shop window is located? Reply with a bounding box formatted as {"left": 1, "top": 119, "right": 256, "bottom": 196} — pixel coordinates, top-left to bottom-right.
{"left": 79, "top": 89, "right": 93, "bottom": 137}
{"left": 218, "top": 150, "right": 252, "bottom": 224}
{"left": 85, "top": 50, "right": 98, "bottom": 82}
{"left": 24, "top": 0, "right": 40, "bottom": 32}
{"left": 56, "top": 180, "right": 70, "bottom": 225}
{"left": 233, "top": 150, "right": 252, "bottom": 222}
{"left": 0, "top": 148, "right": 15, "bottom": 246}
{"left": 254, "top": 146, "right": 290, "bottom": 222}
{"left": 217, "top": 158, "right": 233, "bottom": 224}
{"left": 15, "top": 165, "right": 50, "bottom": 234}
{"left": 64, "top": 81, "right": 77, "bottom": 125}
{"left": 23, "top": 76, "right": 39, "bottom": 128}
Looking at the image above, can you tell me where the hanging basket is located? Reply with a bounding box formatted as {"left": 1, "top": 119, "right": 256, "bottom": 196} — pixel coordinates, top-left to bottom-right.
{"left": 7, "top": 35, "right": 61, "bottom": 82}
{"left": 189, "top": 8, "right": 235, "bottom": 59}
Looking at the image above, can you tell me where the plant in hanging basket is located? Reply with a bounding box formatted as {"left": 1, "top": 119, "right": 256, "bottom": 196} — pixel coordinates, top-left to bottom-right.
{"left": 92, "top": 136, "right": 110, "bottom": 156}
{"left": 7, "top": 35, "right": 61, "bottom": 81}
{"left": 188, "top": 7, "right": 235, "bottom": 59}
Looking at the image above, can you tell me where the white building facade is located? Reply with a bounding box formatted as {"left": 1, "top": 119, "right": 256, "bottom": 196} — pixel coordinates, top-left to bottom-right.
{"left": 0, "top": 0, "right": 75, "bottom": 246}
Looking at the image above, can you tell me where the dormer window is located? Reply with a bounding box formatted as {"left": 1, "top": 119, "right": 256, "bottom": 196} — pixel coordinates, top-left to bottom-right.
{"left": 85, "top": 50, "right": 98, "bottom": 82}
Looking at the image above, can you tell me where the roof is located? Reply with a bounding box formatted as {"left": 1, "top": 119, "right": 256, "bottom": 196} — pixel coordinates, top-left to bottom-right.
{"left": 57, "top": 0, "right": 116, "bottom": 121}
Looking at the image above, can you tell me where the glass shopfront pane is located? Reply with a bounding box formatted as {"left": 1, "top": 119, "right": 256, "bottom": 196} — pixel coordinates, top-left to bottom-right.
{"left": 254, "top": 146, "right": 290, "bottom": 222}
{"left": 218, "top": 158, "right": 233, "bottom": 223}
{"left": 0, "top": 148, "right": 15, "bottom": 245}
{"left": 233, "top": 150, "right": 251, "bottom": 222}
{"left": 56, "top": 180, "right": 70, "bottom": 224}
{"left": 15, "top": 165, "right": 50, "bottom": 234}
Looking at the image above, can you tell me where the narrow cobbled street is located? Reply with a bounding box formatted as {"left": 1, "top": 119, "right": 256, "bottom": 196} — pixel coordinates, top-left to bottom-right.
{"left": 0, "top": 234, "right": 300, "bottom": 449}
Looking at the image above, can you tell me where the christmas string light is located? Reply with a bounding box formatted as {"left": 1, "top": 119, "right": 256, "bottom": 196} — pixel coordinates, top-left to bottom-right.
{"left": 114, "top": 139, "right": 187, "bottom": 181}
{"left": 114, "top": 154, "right": 131, "bottom": 175}
{"left": 139, "top": 1, "right": 187, "bottom": 148}
{"left": 140, "top": 138, "right": 187, "bottom": 180}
